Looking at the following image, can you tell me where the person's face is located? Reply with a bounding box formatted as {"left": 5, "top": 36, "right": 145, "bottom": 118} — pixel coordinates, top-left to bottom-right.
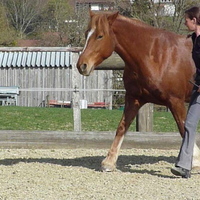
{"left": 184, "top": 14, "right": 196, "bottom": 31}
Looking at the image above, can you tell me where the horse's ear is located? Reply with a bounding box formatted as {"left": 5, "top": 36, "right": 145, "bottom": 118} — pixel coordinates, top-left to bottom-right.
{"left": 107, "top": 11, "right": 119, "bottom": 26}
{"left": 89, "top": 9, "right": 95, "bottom": 18}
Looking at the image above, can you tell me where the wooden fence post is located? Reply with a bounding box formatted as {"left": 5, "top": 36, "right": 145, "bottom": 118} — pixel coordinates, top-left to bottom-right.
{"left": 136, "top": 103, "right": 153, "bottom": 132}
{"left": 71, "top": 52, "right": 81, "bottom": 131}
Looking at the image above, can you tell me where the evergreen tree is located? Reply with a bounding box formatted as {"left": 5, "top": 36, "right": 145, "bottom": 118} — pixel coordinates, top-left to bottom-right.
{"left": 0, "top": 4, "right": 16, "bottom": 46}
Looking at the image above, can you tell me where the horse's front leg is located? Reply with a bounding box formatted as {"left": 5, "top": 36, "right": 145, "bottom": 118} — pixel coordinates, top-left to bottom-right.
{"left": 101, "top": 96, "right": 142, "bottom": 172}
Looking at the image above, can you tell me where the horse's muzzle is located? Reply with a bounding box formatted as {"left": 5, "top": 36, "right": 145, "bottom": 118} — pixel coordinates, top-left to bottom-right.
{"left": 77, "top": 63, "right": 94, "bottom": 76}
{"left": 80, "top": 63, "right": 87, "bottom": 72}
{"left": 77, "top": 63, "right": 88, "bottom": 75}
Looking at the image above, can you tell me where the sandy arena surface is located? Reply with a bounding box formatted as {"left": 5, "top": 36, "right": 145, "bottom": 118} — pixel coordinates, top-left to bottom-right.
{"left": 0, "top": 148, "right": 200, "bottom": 200}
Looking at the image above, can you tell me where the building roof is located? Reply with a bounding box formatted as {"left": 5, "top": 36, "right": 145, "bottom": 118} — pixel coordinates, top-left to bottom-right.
{"left": 0, "top": 47, "right": 82, "bottom": 68}
{"left": 0, "top": 51, "right": 71, "bottom": 68}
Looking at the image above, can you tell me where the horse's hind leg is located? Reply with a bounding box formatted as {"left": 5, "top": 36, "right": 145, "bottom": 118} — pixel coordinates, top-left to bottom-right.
{"left": 101, "top": 95, "right": 142, "bottom": 172}
{"left": 169, "top": 100, "right": 186, "bottom": 137}
{"left": 169, "top": 99, "right": 200, "bottom": 169}
{"left": 193, "top": 143, "right": 200, "bottom": 169}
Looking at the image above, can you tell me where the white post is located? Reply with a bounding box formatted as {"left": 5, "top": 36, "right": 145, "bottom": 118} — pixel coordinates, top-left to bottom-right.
{"left": 71, "top": 53, "right": 81, "bottom": 131}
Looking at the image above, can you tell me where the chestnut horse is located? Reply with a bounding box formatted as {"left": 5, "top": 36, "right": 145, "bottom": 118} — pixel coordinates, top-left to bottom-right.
{"left": 77, "top": 10, "right": 200, "bottom": 172}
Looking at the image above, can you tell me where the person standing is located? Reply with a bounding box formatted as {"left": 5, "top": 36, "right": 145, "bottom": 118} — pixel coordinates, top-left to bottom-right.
{"left": 171, "top": 6, "right": 200, "bottom": 178}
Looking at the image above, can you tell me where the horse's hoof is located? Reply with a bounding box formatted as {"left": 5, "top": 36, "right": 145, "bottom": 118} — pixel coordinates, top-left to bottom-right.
{"left": 101, "top": 163, "right": 116, "bottom": 172}
{"left": 101, "top": 166, "right": 113, "bottom": 172}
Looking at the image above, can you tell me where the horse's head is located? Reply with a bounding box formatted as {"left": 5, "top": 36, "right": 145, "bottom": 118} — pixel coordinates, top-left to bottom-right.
{"left": 77, "top": 10, "right": 119, "bottom": 76}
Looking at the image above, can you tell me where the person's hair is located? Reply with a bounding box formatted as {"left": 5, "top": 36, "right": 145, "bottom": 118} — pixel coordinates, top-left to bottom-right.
{"left": 185, "top": 6, "right": 200, "bottom": 25}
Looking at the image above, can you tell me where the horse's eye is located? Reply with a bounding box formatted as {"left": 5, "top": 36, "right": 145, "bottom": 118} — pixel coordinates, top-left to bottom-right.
{"left": 97, "top": 35, "right": 103, "bottom": 40}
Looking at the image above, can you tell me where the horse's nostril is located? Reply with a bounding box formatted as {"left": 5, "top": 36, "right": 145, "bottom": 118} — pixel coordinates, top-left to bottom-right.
{"left": 82, "top": 64, "right": 87, "bottom": 71}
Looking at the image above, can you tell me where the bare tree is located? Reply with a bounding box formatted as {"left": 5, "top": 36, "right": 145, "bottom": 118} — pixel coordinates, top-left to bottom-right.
{"left": 130, "top": 0, "right": 199, "bottom": 33}
{"left": 67, "top": 6, "right": 90, "bottom": 46}
{"left": 43, "top": 0, "right": 74, "bottom": 46}
{"left": 39, "top": 0, "right": 89, "bottom": 47}
{"left": 172, "top": 0, "right": 200, "bottom": 33}
{"left": 2, "top": 0, "right": 48, "bottom": 38}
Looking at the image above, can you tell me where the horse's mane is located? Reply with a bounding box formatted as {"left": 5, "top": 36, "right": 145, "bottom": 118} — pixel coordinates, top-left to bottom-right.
{"left": 117, "top": 14, "right": 187, "bottom": 40}
{"left": 89, "top": 12, "right": 154, "bottom": 36}
{"left": 90, "top": 12, "right": 186, "bottom": 41}
{"left": 118, "top": 15, "right": 152, "bottom": 29}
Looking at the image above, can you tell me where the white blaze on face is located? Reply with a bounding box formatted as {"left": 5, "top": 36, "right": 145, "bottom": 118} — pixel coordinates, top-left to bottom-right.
{"left": 82, "top": 29, "right": 95, "bottom": 54}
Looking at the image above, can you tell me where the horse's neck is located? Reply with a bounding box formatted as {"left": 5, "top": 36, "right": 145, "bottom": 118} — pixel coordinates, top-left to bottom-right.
{"left": 112, "top": 17, "right": 151, "bottom": 67}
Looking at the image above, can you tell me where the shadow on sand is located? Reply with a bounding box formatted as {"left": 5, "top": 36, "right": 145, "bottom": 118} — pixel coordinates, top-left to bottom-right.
{"left": 0, "top": 153, "right": 176, "bottom": 178}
